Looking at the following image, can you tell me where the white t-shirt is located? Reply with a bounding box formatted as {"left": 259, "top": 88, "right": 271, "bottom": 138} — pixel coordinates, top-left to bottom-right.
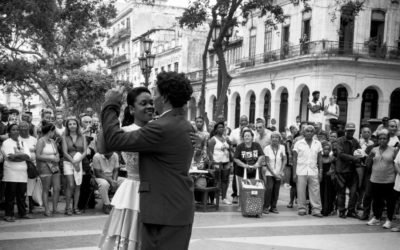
{"left": 19, "top": 136, "right": 38, "bottom": 163}
{"left": 325, "top": 103, "right": 339, "bottom": 120}
{"left": 1, "top": 138, "right": 31, "bottom": 182}
{"left": 55, "top": 126, "right": 65, "bottom": 137}
{"left": 229, "top": 127, "right": 243, "bottom": 146}
{"left": 263, "top": 144, "right": 286, "bottom": 176}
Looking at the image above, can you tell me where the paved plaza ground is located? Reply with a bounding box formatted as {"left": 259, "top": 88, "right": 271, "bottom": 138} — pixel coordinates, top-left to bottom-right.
{"left": 0, "top": 187, "right": 399, "bottom": 250}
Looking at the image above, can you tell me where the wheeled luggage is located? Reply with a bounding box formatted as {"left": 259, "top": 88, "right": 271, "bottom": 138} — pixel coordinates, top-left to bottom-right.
{"left": 240, "top": 167, "right": 265, "bottom": 217}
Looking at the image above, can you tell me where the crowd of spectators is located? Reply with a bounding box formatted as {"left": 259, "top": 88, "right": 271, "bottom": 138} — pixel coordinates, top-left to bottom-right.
{"left": 190, "top": 93, "right": 400, "bottom": 231}
{"left": 0, "top": 104, "right": 127, "bottom": 223}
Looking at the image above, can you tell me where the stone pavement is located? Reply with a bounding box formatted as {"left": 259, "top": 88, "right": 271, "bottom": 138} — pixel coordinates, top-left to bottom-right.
{"left": 0, "top": 187, "right": 399, "bottom": 250}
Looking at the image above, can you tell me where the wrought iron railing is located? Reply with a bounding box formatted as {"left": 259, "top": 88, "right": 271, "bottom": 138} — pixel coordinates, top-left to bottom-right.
{"left": 107, "top": 27, "right": 131, "bottom": 46}
{"left": 110, "top": 53, "right": 130, "bottom": 68}
{"left": 235, "top": 40, "right": 400, "bottom": 67}
{"left": 186, "top": 69, "right": 213, "bottom": 82}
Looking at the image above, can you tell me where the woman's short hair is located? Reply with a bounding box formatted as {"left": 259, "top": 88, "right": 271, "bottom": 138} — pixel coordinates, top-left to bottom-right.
{"left": 213, "top": 121, "right": 225, "bottom": 132}
{"left": 271, "top": 131, "right": 282, "bottom": 140}
{"left": 41, "top": 120, "right": 55, "bottom": 135}
{"left": 7, "top": 123, "right": 18, "bottom": 134}
{"left": 242, "top": 129, "right": 254, "bottom": 138}
{"left": 377, "top": 128, "right": 389, "bottom": 138}
{"left": 321, "top": 140, "right": 332, "bottom": 149}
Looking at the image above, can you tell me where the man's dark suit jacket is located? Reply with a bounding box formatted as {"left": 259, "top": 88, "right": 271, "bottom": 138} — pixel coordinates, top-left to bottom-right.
{"left": 101, "top": 100, "right": 195, "bottom": 226}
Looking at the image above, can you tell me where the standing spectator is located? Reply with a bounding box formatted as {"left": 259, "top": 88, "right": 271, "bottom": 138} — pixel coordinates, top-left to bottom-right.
{"left": 0, "top": 105, "right": 10, "bottom": 206}
{"left": 93, "top": 152, "right": 125, "bottom": 214}
{"left": 233, "top": 129, "right": 264, "bottom": 211}
{"left": 263, "top": 132, "right": 286, "bottom": 214}
{"left": 284, "top": 127, "right": 296, "bottom": 208}
{"left": 1, "top": 123, "right": 33, "bottom": 222}
{"left": 324, "top": 96, "right": 339, "bottom": 132}
{"left": 373, "top": 117, "right": 389, "bottom": 136}
{"left": 208, "top": 122, "right": 231, "bottom": 205}
{"left": 55, "top": 114, "right": 65, "bottom": 137}
{"left": 254, "top": 118, "right": 272, "bottom": 149}
{"left": 18, "top": 122, "right": 38, "bottom": 213}
{"left": 62, "top": 117, "right": 87, "bottom": 215}
{"left": 334, "top": 122, "right": 361, "bottom": 219}
{"left": 36, "top": 121, "right": 61, "bottom": 216}
{"left": 359, "top": 134, "right": 378, "bottom": 221}
{"left": 388, "top": 119, "right": 400, "bottom": 147}
{"left": 86, "top": 107, "right": 94, "bottom": 117}
{"left": 359, "top": 127, "right": 374, "bottom": 151}
{"left": 329, "top": 131, "right": 338, "bottom": 143}
{"left": 192, "top": 116, "right": 209, "bottom": 170}
{"left": 293, "top": 125, "right": 323, "bottom": 217}
{"left": 391, "top": 147, "right": 400, "bottom": 232}
{"left": 366, "top": 129, "right": 397, "bottom": 229}
{"left": 230, "top": 115, "right": 249, "bottom": 204}
{"left": 25, "top": 111, "right": 36, "bottom": 137}
{"left": 37, "top": 109, "right": 52, "bottom": 138}
{"left": 308, "top": 91, "right": 326, "bottom": 125}
{"left": 320, "top": 141, "right": 336, "bottom": 216}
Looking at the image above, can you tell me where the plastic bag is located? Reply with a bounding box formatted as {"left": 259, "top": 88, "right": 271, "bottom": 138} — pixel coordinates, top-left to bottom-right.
{"left": 32, "top": 178, "right": 43, "bottom": 206}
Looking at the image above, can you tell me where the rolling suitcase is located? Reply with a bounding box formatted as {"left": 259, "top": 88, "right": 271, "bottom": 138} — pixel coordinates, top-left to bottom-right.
{"left": 240, "top": 167, "right": 265, "bottom": 217}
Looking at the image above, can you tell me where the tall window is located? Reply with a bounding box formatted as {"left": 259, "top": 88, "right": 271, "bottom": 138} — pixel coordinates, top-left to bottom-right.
{"left": 174, "top": 62, "right": 179, "bottom": 72}
{"left": 370, "top": 10, "right": 385, "bottom": 47}
{"left": 302, "top": 10, "right": 312, "bottom": 40}
{"left": 249, "top": 28, "right": 257, "bottom": 59}
{"left": 167, "top": 64, "right": 171, "bottom": 71}
{"left": 126, "top": 18, "right": 130, "bottom": 28}
{"left": 264, "top": 27, "right": 272, "bottom": 53}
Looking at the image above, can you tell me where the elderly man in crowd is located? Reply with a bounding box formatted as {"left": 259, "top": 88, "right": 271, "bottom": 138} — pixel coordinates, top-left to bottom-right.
{"left": 293, "top": 125, "right": 323, "bottom": 217}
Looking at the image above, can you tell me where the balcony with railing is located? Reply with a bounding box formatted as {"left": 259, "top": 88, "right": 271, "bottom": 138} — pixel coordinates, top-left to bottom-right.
{"left": 236, "top": 40, "right": 400, "bottom": 68}
{"left": 186, "top": 69, "right": 214, "bottom": 82}
{"left": 107, "top": 27, "right": 131, "bottom": 46}
{"left": 109, "top": 53, "right": 130, "bottom": 68}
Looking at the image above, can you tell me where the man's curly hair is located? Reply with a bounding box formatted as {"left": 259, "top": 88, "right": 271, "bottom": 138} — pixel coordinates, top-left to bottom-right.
{"left": 156, "top": 71, "right": 193, "bottom": 108}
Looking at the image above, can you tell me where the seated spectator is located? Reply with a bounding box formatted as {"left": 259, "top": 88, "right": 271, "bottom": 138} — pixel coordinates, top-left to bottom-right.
{"left": 93, "top": 152, "right": 125, "bottom": 214}
{"left": 366, "top": 129, "right": 397, "bottom": 229}
{"left": 324, "top": 96, "right": 339, "bottom": 132}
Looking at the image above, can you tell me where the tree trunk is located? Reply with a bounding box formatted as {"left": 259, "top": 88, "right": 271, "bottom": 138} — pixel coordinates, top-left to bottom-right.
{"left": 214, "top": 45, "right": 232, "bottom": 119}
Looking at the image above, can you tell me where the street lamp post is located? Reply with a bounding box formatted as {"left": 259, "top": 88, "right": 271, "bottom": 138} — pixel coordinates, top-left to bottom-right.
{"left": 139, "top": 37, "right": 155, "bottom": 88}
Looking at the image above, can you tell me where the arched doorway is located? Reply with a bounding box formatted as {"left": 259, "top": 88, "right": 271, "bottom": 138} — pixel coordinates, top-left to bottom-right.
{"left": 333, "top": 85, "right": 348, "bottom": 123}
{"left": 263, "top": 90, "right": 271, "bottom": 125}
{"left": 235, "top": 95, "right": 241, "bottom": 128}
{"left": 361, "top": 88, "right": 379, "bottom": 125}
{"left": 279, "top": 89, "right": 288, "bottom": 132}
{"left": 390, "top": 88, "right": 400, "bottom": 119}
{"left": 299, "top": 86, "right": 309, "bottom": 122}
{"left": 249, "top": 93, "right": 256, "bottom": 124}
{"left": 189, "top": 97, "right": 196, "bottom": 121}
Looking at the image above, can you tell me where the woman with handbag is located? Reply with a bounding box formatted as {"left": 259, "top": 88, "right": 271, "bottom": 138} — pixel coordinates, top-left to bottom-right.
{"left": 1, "top": 123, "right": 32, "bottom": 222}
{"left": 18, "top": 121, "right": 38, "bottom": 214}
{"left": 62, "top": 117, "right": 88, "bottom": 215}
{"left": 36, "top": 121, "right": 60, "bottom": 216}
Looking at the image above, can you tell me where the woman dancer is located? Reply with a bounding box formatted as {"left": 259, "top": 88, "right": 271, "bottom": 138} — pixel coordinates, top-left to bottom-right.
{"left": 99, "top": 87, "right": 154, "bottom": 250}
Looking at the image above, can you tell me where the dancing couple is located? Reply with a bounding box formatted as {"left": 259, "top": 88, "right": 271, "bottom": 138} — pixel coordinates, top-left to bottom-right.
{"left": 99, "top": 72, "right": 195, "bottom": 250}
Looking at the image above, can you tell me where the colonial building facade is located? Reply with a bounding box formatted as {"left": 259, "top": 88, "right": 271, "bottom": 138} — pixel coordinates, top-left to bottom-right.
{"left": 189, "top": 0, "right": 400, "bottom": 135}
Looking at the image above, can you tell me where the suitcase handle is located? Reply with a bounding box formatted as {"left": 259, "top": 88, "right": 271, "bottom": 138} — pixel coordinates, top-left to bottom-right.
{"left": 243, "top": 166, "right": 261, "bottom": 180}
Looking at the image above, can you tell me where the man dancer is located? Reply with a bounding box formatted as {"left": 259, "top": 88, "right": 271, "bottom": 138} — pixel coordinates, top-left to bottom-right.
{"left": 102, "top": 72, "right": 194, "bottom": 250}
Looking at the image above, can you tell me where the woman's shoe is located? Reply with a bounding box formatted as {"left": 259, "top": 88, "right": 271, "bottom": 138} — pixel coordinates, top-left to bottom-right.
{"left": 4, "top": 216, "right": 15, "bottom": 222}
{"left": 65, "top": 208, "right": 73, "bottom": 216}
{"left": 287, "top": 203, "right": 293, "bottom": 208}
{"left": 44, "top": 211, "right": 52, "bottom": 217}
{"left": 73, "top": 208, "right": 82, "bottom": 215}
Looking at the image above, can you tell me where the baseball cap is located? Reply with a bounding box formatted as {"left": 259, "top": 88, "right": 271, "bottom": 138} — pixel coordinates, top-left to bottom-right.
{"left": 345, "top": 122, "right": 356, "bottom": 130}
